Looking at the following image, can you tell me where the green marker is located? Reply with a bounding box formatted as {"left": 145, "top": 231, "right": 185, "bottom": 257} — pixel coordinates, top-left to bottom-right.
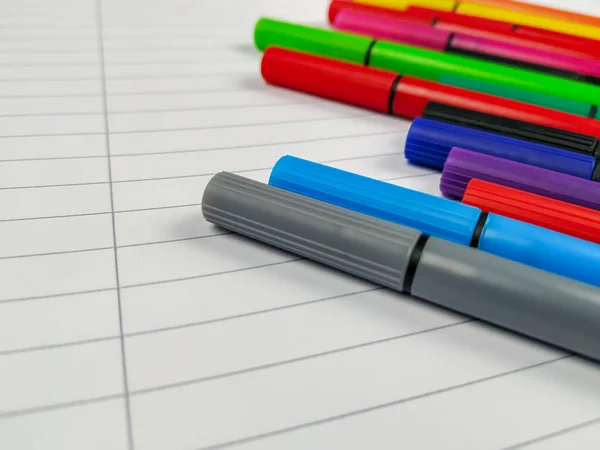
{"left": 438, "top": 74, "right": 596, "bottom": 119}
{"left": 254, "top": 18, "right": 600, "bottom": 110}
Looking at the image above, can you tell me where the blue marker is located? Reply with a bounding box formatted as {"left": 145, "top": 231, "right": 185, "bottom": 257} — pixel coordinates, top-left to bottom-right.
{"left": 404, "top": 118, "right": 600, "bottom": 181}
{"left": 269, "top": 155, "right": 600, "bottom": 288}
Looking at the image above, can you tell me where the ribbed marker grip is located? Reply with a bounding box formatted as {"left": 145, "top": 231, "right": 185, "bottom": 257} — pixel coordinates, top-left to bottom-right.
{"left": 268, "top": 155, "right": 481, "bottom": 246}
{"left": 405, "top": 118, "right": 597, "bottom": 178}
{"left": 202, "top": 172, "right": 421, "bottom": 291}
{"left": 422, "top": 102, "right": 600, "bottom": 158}
{"left": 463, "top": 179, "right": 600, "bottom": 244}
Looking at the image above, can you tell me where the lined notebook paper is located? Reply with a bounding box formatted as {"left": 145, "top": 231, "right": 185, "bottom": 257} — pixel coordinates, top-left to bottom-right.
{"left": 2, "top": 0, "right": 600, "bottom": 448}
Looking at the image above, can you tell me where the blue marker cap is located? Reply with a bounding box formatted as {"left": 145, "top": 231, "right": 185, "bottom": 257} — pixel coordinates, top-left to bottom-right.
{"left": 268, "top": 155, "right": 481, "bottom": 245}
{"left": 405, "top": 118, "right": 597, "bottom": 180}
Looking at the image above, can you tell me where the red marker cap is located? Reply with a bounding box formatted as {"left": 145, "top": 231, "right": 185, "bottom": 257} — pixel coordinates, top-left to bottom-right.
{"left": 261, "top": 46, "right": 396, "bottom": 114}
{"left": 463, "top": 179, "right": 600, "bottom": 245}
{"left": 260, "top": 47, "right": 600, "bottom": 141}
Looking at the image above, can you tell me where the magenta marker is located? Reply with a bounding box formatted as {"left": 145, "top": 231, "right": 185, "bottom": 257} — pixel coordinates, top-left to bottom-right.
{"left": 334, "top": 9, "right": 600, "bottom": 85}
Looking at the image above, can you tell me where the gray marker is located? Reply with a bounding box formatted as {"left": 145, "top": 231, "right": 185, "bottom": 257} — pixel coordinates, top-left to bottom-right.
{"left": 202, "top": 172, "right": 600, "bottom": 362}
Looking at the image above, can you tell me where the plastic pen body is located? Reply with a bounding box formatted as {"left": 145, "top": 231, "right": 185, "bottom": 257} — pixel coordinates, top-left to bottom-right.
{"left": 203, "top": 171, "right": 600, "bottom": 363}
{"left": 260, "top": 47, "right": 600, "bottom": 146}
{"left": 268, "top": 156, "right": 600, "bottom": 288}
{"left": 334, "top": 10, "right": 600, "bottom": 84}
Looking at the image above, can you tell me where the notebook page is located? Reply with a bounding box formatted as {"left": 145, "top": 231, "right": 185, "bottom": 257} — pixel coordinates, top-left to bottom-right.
{"left": 1, "top": 0, "right": 600, "bottom": 449}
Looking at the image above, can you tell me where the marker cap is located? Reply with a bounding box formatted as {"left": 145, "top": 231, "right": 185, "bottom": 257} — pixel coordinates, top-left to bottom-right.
{"left": 464, "top": 179, "right": 600, "bottom": 244}
{"left": 268, "top": 155, "right": 482, "bottom": 246}
{"left": 437, "top": 74, "right": 595, "bottom": 118}
{"left": 422, "top": 102, "right": 600, "bottom": 158}
{"left": 405, "top": 118, "right": 597, "bottom": 179}
{"left": 440, "top": 147, "right": 600, "bottom": 211}
{"left": 254, "top": 17, "right": 372, "bottom": 65}
{"left": 334, "top": 10, "right": 451, "bottom": 52}
{"left": 202, "top": 171, "right": 420, "bottom": 291}
{"left": 261, "top": 47, "right": 396, "bottom": 113}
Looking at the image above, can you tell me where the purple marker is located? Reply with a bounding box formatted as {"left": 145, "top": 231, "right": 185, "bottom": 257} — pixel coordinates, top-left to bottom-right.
{"left": 440, "top": 147, "right": 600, "bottom": 211}
{"left": 334, "top": 9, "right": 600, "bottom": 84}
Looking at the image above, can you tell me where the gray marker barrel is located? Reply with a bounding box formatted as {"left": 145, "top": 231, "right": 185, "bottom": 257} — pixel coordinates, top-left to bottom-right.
{"left": 202, "top": 172, "right": 600, "bottom": 362}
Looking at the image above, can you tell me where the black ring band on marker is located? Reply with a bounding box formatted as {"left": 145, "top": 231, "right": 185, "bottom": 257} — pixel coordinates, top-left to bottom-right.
{"left": 589, "top": 105, "right": 598, "bottom": 119}
{"left": 431, "top": 17, "right": 439, "bottom": 26}
{"left": 470, "top": 212, "right": 489, "bottom": 248}
{"left": 364, "top": 40, "right": 377, "bottom": 66}
{"left": 512, "top": 23, "right": 519, "bottom": 31}
{"left": 444, "top": 33, "right": 456, "bottom": 52}
{"left": 403, "top": 234, "right": 430, "bottom": 294}
{"left": 387, "top": 75, "right": 403, "bottom": 115}
{"left": 592, "top": 163, "right": 600, "bottom": 182}
{"left": 452, "top": 2, "right": 459, "bottom": 12}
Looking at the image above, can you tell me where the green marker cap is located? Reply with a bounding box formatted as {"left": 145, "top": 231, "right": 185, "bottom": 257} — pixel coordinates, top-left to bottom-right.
{"left": 254, "top": 17, "right": 372, "bottom": 65}
{"left": 438, "top": 74, "right": 595, "bottom": 119}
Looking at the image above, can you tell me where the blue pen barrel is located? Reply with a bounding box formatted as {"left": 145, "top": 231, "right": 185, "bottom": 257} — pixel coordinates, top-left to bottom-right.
{"left": 405, "top": 118, "right": 597, "bottom": 180}
{"left": 479, "top": 214, "right": 600, "bottom": 288}
{"left": 269, "top": 155, "right": 600, "bottom": 288}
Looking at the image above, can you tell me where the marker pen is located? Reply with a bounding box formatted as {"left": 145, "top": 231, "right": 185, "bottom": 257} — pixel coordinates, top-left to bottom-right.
{"left": 440, "top": 147, "right": 600, "bottom": 211}
{"left": 328, "top": 1, "right": 600, "bottom": 60}
{"left": 260, "top": 47, "right": 600, "bottom": 149}
{"left": 462, "top": 179, "right": 600, "bottom": 245}
{"left": 333, "top": 10, "right": 600, "bottom": 85}
{"left": 203, "top": 171, "right": 600, "bottom": 363}
{"left": 253, "top": 18, "right": 600, "bottom": 106}
{"left": 460, "top": 0, "right": 600, "bottom": 29}
{"left": 421, "top": 103, "right": 600, "bottom": 158}
{"left": 454, "top": 2, "right": 600, "bottom": 41}
{"left": 357, "top": 0, "right": 600, "bottom": 41}
{"left": 267, "top": 155, "right": 600, "bottom": 288}
{"left": 404, "top": 118, "right": 599, "bottom": 180}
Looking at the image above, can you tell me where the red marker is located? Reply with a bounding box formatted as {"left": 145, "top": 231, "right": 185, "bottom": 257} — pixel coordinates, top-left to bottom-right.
{"left": 463, "top": 179, "right": 600, "bottom": 245}
{"left": 260, "top": 47, "right": 600, "bottom": 142}
{"left": 327, "top": 1, "right": 600, "bottom": 61}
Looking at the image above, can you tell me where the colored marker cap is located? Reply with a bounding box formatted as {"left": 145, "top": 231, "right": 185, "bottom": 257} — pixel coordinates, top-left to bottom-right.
{"left": 440, "top": 147, "right": 600, "bottom": 211}
{"left": 268, "top": 155, "right": 482, "bottom": 246}
{"left": 422, "top": 102, "right": 600, "bottom": 158}
{"left": 254, "top": 17, "right": 372, "bottom": 65}
{"left": 334, "top": 9, "right": 450, "bottom": 52}
{"left": 463, "top": 179, "right": 600, "bottom": 245}
{"left": 261, "top": 46, "right": 397, "bottom": 113}
{"left": 405, "top": 118, "right": 597, "bottom": 179}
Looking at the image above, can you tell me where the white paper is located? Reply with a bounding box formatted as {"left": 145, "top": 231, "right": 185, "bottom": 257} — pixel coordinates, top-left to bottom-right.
{"left": 1, "top": 0, "right": 600, "bottom": 449}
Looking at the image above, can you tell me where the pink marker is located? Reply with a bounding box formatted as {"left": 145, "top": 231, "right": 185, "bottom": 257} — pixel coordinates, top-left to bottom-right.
{"left": 334, "top": 9, "right": 600, "bottom": 84}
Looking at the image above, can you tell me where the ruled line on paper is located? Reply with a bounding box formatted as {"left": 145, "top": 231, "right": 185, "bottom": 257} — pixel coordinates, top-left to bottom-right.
{"left": 194, "top": 356, "right": 572, "bottom": 450}
{"left": 95, "top": 0, "right": 134, "bottom": 448}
